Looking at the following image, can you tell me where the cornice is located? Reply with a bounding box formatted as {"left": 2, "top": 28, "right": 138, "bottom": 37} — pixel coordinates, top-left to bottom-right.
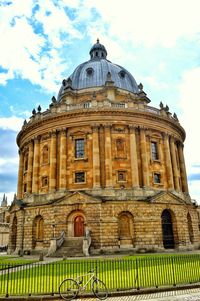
{"left": 17, "top": 108, "right": 185, "bottom": 146}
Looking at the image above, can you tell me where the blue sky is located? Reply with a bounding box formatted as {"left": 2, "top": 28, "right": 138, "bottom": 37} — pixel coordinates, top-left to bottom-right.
{"left": 1, "top": 0, "right": 200, "bottom": 204}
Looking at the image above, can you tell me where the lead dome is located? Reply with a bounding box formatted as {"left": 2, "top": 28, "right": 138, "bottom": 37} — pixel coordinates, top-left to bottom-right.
{"left": 58, "top": 39, "right": 139, "bottom": 100}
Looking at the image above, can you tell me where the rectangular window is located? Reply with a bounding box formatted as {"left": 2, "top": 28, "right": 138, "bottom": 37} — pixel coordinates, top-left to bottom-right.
{"left": 75, "top": 139, "right": 84, "bottom": 158}
{"left": 75, "top": 172, "right": 85, "bottom": 183}
{"left": 154, "top": 173, "right": 161, "bottom": 184}
{"left": 42, "top": 176, "right": 48, "bottom": 187}
{"left": 24, "top": 183, "right": 27, "bottom": 193}
{"left": 151, "top": 142, "right": 159, "bottom": 160}
{"left": 117, "top": 171, "right": 126, "bottom": 182}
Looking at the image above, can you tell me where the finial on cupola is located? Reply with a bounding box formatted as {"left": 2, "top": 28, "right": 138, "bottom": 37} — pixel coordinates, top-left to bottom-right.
{"left": 97, "top": 38, "right": 99, "bottom": 43}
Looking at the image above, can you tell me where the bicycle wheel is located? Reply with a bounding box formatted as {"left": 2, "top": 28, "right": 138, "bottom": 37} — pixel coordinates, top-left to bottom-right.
{"left": 92, "top": 278, "right": 108, "bottom": 300}
{"left": 59, "top": 278, "right": 79, "bottom": 300}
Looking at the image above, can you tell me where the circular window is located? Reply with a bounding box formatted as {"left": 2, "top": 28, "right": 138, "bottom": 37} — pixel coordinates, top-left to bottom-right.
{"left": 119, "top": 70, "right": 126, "bottom": 78}
{"left": 86, "top": 68, "right": 94, "bottom": 76}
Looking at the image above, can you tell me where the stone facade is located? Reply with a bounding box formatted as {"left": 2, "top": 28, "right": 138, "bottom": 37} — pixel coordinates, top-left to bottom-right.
{"left": 0, "top": 195, "right": 10, "bottom": 248}
{"left": 8, "top": 41, "right": 200, "bottom": 255}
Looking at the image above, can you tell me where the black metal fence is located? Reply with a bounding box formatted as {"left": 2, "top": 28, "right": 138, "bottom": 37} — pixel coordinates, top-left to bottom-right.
{"left": 1, "top": 254, "right": 200, "bottom": 297}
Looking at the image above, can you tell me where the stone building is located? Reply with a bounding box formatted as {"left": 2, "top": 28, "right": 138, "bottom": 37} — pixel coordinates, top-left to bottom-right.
{"left": 0, "top": 194, "right": 10, "bottom": 249}
{"left": 8, "top": 40, "right": 200, "bottom": 256}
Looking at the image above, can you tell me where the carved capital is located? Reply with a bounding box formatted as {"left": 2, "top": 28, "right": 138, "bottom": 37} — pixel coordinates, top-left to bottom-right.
{"left": 91, "top": 124, "right": 100, "bottom": 132}
{"left": 60, "top": 127, "right": 67, "bottom": 136}
{"left": 50, "top": 130, "right": 57, "bottom": 138}
{"left": 128, "top": 125, "right": 137, "bottom": 134}
{"left": 33, "top": 135, "right": 41, "bottom": 143}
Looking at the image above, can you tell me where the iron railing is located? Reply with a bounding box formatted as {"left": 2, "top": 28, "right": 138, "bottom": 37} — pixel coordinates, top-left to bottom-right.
{"left": 1, "top": 254, "right": 200, "bottom": 297}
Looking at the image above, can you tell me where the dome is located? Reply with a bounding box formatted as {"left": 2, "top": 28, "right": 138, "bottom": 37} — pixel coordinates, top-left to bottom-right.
{"left": 58, "top": 40, "right": 139, "bottom": 101}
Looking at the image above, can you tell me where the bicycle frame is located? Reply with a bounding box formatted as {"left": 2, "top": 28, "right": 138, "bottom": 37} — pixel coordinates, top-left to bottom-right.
{"left": 75, "top": 271, "right": 95, "bottom": 292}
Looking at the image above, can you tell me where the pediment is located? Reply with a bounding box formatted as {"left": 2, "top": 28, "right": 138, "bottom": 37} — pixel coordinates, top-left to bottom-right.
{"left": 55, "top": 191, "right": 102, "bottom": 205}
{"left": 149, "top": 191, "right": 186, "bottom": 205}
{"left": 9, "top": 199, "right": 25, "bottom": 212}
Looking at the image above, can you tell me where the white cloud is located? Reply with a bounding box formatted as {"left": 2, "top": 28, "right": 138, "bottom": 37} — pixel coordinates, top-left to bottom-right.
{"left": 178, "top": 67, "right": 200, "bottom": 201}
{"left": 0, "top": 0, "right": 83, "bottom": 92}
{"left": 0, "top": 116, "right": 24, "bottom": 131}
{"left": 85, "top": 0, "right": 200, "bottom": 47}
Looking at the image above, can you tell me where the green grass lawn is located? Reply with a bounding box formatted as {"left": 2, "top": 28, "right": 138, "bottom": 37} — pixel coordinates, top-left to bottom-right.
{"left": 0, "top": 255, "right": 38, "bottom": 270}
{"left": 0, "top": 254, "right": 200, "bottom": 296}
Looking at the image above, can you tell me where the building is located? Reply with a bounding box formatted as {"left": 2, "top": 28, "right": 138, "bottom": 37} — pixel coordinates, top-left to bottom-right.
{"left": 0, "top": 194, "right": 10, "bottom": 250}
{"left": 8, "top": 40, "right": 200, "bottom": 256}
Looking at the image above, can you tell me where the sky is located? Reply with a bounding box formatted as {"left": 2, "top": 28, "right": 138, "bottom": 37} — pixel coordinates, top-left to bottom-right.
{"left": 0, "top": 0, "right": 200, "bottom": 204}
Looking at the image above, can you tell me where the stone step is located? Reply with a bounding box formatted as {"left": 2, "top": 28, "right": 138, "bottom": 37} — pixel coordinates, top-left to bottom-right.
{"left": 53, "top": 237, "right": 84, "bottom": 257}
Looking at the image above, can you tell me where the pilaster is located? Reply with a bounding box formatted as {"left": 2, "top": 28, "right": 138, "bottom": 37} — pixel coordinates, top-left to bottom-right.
{"left": 59, "top": 128, "right": 67, "bottom": 190}
{"left": 27, "top": 141, "right": 34, "bottom": 194}
{"left": 139, "top": 127, "right": 149, "bottom": 187}
{"left": 163, "top": 133, "right": 174, "bottom": 189}
{"left": 32, "top": 137, "right": 40, "bottom": 193}
{"left": 170, "top": 136, "right": 180, "bottom": 191}
{"left": 129, "top": 126, "right": 139, "bottom": 187}
{"left": 178, "top": 142, "right": 189, "bottom": 193}
{"left": 104, "top": 124, "right": 113, "bottom": 188}
{"left": 17, "top": 150, "right": 24, "bottom": 199}
{"left": 49, "top": 130, "right": 57, "bottom": 191}
{"left": 92, "top": 124, "right": 101, "bottom": 188}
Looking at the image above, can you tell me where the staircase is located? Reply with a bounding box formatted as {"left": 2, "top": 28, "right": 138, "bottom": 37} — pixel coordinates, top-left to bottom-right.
{"left": 53, "top": 237, "right": 84, "bottom": 257}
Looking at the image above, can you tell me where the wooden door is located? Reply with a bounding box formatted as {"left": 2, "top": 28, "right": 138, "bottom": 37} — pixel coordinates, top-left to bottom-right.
{"left": 74, "top": 216, "right": 84, "bottom": 237}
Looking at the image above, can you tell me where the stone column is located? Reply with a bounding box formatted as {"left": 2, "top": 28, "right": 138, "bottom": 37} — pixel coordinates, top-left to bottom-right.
{"left": 27, "top": 141, "right": 34, "bottom": 194}
{"left": 129, "top": 126, "right": 139, "bottom": 187}
{"left": 170, "top": 136, "right": 180, "bottom": 191}
{"left": 59, "top": 128, "right": 67, "bottom": 190}
{"left": 139, "top": 127, "right": 149, "bottom": 187}
{"left": 104, "top": 124, "right": 113, "bottom": 187}
{"left": 17, "top": 150, "right": 24, "bottom": 199}
{"left": 49, "top": 130, "right": 57, "bottom": 191}
{"left": 178, "top": 142, "right": 189, "bottom": 193}
{"left": 92, "top": 124, "right": 101, "bottom": 188}
{"left": 163, "top": 133, "right": 174, "bottom": 189}
{"left": 32, "top": 137, "right": 40, "bottom": 193}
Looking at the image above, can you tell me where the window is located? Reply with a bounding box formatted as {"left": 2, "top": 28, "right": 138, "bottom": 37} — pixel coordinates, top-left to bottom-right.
{"left": 86, "top": 68, "right": 93, "bottom": 76}
{"left": 42, "top": 145, "right": 49, "bottom": 164}
{"left": 24, "top": 153, "right": 28, "bottom": 171}
{"left": 118, "top": 171, "right": 126, "bottom": 182}
{"left": 151, "top": 142, "right": 159, "bottom": 160}
{"left": 83, "top": 102, "right": 91, "bottom": 108}
{"left": 75, "top": 172, "right": 85, "bottom": 183}
{"left": 75, "top": 139, "right": 84, "bottom": 158}
{"left": 154, "top": 173, "right": 161, "bottom": 184}
{"left": 24, "top": 183, "right": 27, "bottom": 193}
{"left": 42, "top": 176, "right": 48, "bottom": 187}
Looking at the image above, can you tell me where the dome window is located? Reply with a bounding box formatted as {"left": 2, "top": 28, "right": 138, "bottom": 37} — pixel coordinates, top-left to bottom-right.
{"left": 86, "top": 68, "right": 94, "bottom": 76}
{"left": 119, "top": 70, "right": 126, "bottom": 78}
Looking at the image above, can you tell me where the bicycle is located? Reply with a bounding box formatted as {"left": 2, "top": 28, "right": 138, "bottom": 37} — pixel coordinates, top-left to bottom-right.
{"left": 59, "top": 267, "right": 108, "bottom": 300}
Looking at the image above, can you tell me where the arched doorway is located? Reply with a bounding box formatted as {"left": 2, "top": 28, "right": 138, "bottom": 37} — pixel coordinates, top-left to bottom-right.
{"left": 32, "top": 215, "right": 44, "bottom": 249}
{"left": 74, "top": 216, "right": 84, "bottom": 237}
{"left": 161, "top": 209, "right": 175, "bottom": 249}
{"left": 187, "top": 213, "right": 194, "bottom": 244}
{"left": 11, "top": 216, "right": 17, "bottom": 251}
{"left": 118, "top": 212, "right": 134, "bottom": 247}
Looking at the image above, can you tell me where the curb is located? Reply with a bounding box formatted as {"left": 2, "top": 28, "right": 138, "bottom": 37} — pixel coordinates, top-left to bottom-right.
{"left": 1, "top": 283, "right": 200, "bottom": 300}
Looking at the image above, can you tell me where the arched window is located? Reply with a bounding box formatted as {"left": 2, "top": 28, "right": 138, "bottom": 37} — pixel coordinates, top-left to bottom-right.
{"left": 24, "top": 153, "right": 28, "bottom": 171}
{"left": 33, "top": 215, "right": 44, "bottom": 241}
{"left": 161, "top": 209, "right": 175, "bottom": 249}
{"left": 42, "top": 145, "right": 49, "bottom": 164}
{"left": 187, "top": 213, "right": 194, "bottom": 244}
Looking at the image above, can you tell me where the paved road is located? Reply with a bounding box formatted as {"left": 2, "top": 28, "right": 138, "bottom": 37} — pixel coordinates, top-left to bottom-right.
{"left": 59, "top": 288, "right": 200, "bottom": 301}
